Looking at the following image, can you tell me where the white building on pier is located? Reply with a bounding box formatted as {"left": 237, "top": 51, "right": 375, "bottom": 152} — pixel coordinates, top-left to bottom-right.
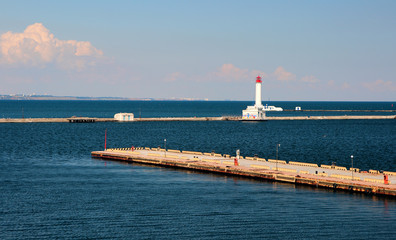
{"left": 114, "top": 113, "right": 134, "bottom": 121}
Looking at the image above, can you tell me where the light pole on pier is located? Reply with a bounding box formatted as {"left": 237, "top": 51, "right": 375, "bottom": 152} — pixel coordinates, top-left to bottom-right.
{"left": 276, "top": 144, "right": 280, "bottom": 171}
{"left": 351, "top": 155, "right": 354, "bottom": 181}
{"left": 164, "top": 139, "right": 167, "bottom": 157}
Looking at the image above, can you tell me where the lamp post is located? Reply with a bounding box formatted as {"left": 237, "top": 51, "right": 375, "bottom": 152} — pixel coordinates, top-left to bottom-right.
{"left": 351, "top": 155, "right": 354, "bottom": 181}
{"left": 276, "top": 144, "right": 280, "bottom": 171}
{"left": 164, "top": 139, "right": 167, "bottom": 157}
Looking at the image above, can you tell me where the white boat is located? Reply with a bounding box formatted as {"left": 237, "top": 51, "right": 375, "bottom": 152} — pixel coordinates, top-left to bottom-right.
{"left": 262, "top": 104, "right": 283, "bottom": 111}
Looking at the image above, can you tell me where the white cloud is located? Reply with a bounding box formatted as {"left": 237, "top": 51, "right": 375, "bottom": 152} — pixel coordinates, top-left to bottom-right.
{"left": 341, "top": 82, "right": 350, "bottom": 90}
{"left": 362, "top": 79, "right": 396, "bottom": 92}
{"left": 327, "top": 80, "right": 335, "bottom": 86}
{"left": 211, "top": 64, "right": 268, "bottom": 82}
{"left": 301, "top": 75, "right": 319, "bottom": 83}
{"left": 273, "top": 66, "right": 296, "bottom": 81}
{"left": 164, "top": 72, "right": 184, "bottom": 82}
{"left": 0, "top": 23, "right": 103, "bottom": 70}
{"left": 251, "top": 70, "right": 268, "bottom": 79}
{"left": 215, "top": 63, "right": 249, "bottom": 81}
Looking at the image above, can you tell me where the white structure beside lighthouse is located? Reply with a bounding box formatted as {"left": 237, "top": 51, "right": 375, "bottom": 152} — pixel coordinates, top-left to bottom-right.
{"left": 114, "top": 113, "right": 134, "bottom": 121}
{"left": 242, "top": 76, "right": 266, "bottom": 120}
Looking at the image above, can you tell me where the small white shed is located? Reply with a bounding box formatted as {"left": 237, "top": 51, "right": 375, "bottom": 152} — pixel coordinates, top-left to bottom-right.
{"left": 114, "top": 113, "right": 134, "bottom": 121}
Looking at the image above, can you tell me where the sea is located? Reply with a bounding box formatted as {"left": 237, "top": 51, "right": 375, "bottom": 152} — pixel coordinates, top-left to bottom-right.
{"left": 1, "top": 100, "right": 395, "bottom": 239}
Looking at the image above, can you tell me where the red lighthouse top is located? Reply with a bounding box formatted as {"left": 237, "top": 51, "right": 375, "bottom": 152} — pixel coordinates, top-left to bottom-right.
{"left": 256, "top": 76, "right": 262, "bottom": 83}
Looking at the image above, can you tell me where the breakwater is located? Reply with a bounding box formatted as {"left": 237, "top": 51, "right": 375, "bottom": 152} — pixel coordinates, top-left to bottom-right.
{"left": 266, "top": 115, "right": 396, "bottom": 120}
{"left": 284, "top": 109, "right": 396, "bottom": 112}
{"left": 0, "top": 118, "right": 116, "bottom": 123}
{"left": 1, "top": 115, "right": 395, "bottom": 123}
{"left": 92, "top": 148, "right": 396, "bottom": 197}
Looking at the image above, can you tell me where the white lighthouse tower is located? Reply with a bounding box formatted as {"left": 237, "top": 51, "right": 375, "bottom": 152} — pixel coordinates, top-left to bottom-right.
{"left": 242, "top": 76, "right": 266, "bottom": 120}
{"left": 254, "top": 76, "right": 263, "bottom": 108}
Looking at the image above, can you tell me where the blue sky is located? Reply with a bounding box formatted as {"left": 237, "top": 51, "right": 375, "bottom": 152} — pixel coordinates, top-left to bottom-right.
{"left": 0, "top": 0, "right": 395, "bottom": 100}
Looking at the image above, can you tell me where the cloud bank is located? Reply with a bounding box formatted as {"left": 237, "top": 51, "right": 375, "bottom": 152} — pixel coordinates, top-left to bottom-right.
{"left": 164, "top": 72, "right": 184, "bottom": 82}
{"left": 362, "top": 79, "right": 396, "bottom": 92}
{"left": 213, "top": 64, "right": 268, "bottom": 81}
{"left": 170, "top": 64, "right": 319, "bottom": 86}
{"left": 273, "top": 66, "right": 296, "bottom": 81}
{"left": 0, "top": 23, "right": 103, "bottom": 70}
{"left": 215, "top": 64, "right": 249, "bottom": 80}
{"left": 301, "top": 75, "right": 319, "bottom": 83}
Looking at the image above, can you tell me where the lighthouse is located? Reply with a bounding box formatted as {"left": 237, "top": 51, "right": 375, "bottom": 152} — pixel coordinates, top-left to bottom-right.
{"left": 254, "top": 76, "right": 263, "bottom": 108}
{"left": 242, "top": 76, "right": 266, "bottom": 120}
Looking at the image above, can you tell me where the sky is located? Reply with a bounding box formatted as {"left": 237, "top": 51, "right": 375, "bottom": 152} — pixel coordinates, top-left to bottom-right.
{"left": 0, "top": 0, "right": 395, "bottom": 101}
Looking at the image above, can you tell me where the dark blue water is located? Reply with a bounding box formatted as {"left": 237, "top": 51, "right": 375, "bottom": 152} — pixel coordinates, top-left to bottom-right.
{"left": 1, "top": 100, "right": 395, "bottom": 118}
{"left": 1, "top": 101, "right": 396, "bottom": 239}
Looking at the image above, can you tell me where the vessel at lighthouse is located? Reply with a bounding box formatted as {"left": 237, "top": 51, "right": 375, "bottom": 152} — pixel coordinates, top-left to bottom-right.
{"left": 242, "top": 76, "right": 266, "bottom": 120}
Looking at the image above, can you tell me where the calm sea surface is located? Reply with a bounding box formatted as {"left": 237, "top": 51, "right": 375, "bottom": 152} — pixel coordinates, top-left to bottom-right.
{"left": 1, "top": 101, "right": 395, "bottom": 239}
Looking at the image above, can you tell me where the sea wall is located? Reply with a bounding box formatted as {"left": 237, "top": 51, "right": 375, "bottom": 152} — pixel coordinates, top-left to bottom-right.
{"left": 0, "top": 115, "right": 395, "bottom": 123}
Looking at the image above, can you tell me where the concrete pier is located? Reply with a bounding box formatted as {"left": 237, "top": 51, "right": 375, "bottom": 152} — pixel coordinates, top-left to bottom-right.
{"left": 91, "top": 148, "right": 396, "bottom": 197}
{"left": 284, "top": 109, "right": 396, "bottom": 112}
{"left": 67, "top": 117, "right": 97, "bottom": 123}
{"left": 1, "top": 115, "right": 395, "bottom": 123}
{"left": 266, "top": 115, "right": 396, "bottom": 120}
{"left": 0, "top": 118, "right": 116, "bottom": 123}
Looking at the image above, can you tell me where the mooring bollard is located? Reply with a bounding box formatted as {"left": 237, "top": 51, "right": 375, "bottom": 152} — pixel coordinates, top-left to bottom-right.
{"left": 384, "top": 175, "right": 389, "bottom": 185}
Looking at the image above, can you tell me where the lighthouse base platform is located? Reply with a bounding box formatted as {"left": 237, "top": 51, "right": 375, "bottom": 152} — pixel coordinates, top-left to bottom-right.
{"left": 242, "top": 106, "right": 266, "bottom": 120}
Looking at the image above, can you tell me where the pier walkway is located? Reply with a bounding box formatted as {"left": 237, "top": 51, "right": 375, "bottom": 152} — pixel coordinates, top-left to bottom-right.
{"left": 92, "top": 148, "right": 396, "bottom": 197}
{"left": 1, "top": 115, "right": 395, "bottom": 123}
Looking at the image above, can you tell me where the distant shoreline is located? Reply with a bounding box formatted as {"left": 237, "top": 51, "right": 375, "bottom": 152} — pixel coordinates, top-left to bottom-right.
{"left": 1, "top": 95, "right": 395, "bottom": 102}
{"left": 0, "top": 95, "right": 209, "bottom": 101}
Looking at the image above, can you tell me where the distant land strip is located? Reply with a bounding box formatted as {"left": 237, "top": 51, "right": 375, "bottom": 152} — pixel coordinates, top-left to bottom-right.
{"left": 0, "top": 115, "right": 395, "bottom": 123}
{"left": 0, "top": 95, "right": 208, "bottom": 101}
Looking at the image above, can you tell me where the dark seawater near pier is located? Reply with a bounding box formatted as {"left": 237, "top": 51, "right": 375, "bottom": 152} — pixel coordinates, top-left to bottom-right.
{"left": 1, "top": 100, "right": 395, "bottom": 118}
{"left": 1, "top": 101, "right": 395, "bottom": 239}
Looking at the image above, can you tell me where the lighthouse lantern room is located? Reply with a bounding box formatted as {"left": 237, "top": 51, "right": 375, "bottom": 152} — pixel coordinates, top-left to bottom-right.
{"left": 242, "top": 76, "right": 266, "bottom": 120}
